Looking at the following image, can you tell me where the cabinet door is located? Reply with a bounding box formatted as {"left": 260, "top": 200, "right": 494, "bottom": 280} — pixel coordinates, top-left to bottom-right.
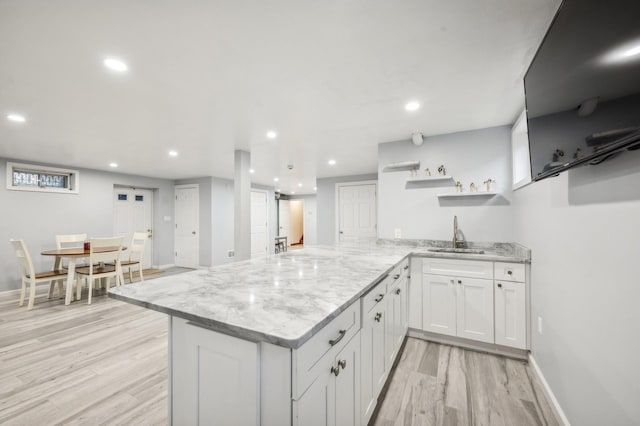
{"left": 495, "top": 280, "right": 527, "bottom": 349}
{"left": 385, "top": 287, "right": 398, "bottom": 368}
{"left": 422, "top": 274, "right": 457, "bottom": 337}
{"left": 360, "top": 309, "right": 386, "bottom": 424}
{"left": 398, "top": 277, "right": 408, "bottom": 341}
{"left": 390, "top": 280, "right": 405, "bottom": 356}
{"left": 293, "top": 366, "right": 333, "bottom": 426}
{"left": 335, "top": 332, "right": 361, "bottom": 426}
{"left": 408, "top": 260, "right": 422, "bottom": 329}
{"left": 456, "top": 277, "right": 494, "bottom": 343}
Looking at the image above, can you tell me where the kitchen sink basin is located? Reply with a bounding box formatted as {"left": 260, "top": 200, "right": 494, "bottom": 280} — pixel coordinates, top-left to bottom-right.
{"left": 427, "top": 248, "right": 486, "bottom": 254}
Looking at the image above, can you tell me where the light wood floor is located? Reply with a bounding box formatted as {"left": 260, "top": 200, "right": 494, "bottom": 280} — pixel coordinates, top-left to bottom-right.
{"left": 1, "top": 279, "right": 559, "bottom": 426}
{"left": 373, "top": 338, "right": 560, "bottom": 426}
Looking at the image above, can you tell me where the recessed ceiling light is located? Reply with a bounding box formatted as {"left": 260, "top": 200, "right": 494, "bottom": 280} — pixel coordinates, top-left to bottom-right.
{"left": 266, "top": 131, "right": 277, "bottom": 139}
{"left": 328, "top": 159, "right": 336, "bottom": 166}
{"left": 109, "top": 162, "right": 118, "bottom": 168}
{"left": 405, "top": 101, "right": 420, "bottom": 111}
{"left": 622, "top": 45, "right": 640, "bottom": 57}
{"left": 298, "top": 183, "right": 302, "bottom": 187}
{"left": 104, "top": 58, "right": 128, "bottom": 72}
{"left": 7, "top": 113, "right": 26, "bottom": 123}
{"left": 249, "top": 168, "right": 255, "bottom": 174}
{"left": 168, "top": 150, "right": 178, "bottom": 157}
{"left": 273, "top": 177, "right": 279, "bottom": 182}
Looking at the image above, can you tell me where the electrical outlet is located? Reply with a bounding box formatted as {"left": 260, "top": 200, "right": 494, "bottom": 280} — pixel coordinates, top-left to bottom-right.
{"left": 227, "top": 250, "right": 235, "bottom": 258}
{"left": 538, "top": 316, "right": 543, "bottom": 334}
{"left": 394, "top": 228, "right": 402, "bottom": 239}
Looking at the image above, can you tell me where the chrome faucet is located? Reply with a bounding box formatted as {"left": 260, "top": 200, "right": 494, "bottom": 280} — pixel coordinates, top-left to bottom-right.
{"left": 453, "top": 215, "right": 462, "bottom": 248}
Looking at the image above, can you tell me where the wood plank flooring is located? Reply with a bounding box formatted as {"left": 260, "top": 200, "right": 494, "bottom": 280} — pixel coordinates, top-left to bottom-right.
{"left": 2, "top": 275, "right": 559, "bottom": 426}
{"left": 373, "top": 338, "right": 560, "bottom": 426}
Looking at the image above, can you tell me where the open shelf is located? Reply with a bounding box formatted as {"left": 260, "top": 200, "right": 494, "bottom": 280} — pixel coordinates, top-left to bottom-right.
{"left": 437, "top": 191, "right": 498, "bottom": 199}
{"left": 406, "top": 175, "right": 454, "bottom": 184}
{"left": 382, "top": 160, "right": 420, "bottom": 172}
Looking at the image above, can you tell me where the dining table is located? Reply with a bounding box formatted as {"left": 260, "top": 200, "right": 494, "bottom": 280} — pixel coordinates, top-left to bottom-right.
{"left": 41, "top": 246, "right": 126, "bottom": 305}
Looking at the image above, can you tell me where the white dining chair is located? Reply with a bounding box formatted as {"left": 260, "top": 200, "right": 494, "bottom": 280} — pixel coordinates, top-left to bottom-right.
{"left": 9, "top": 239, "right": 68, "bottom": 310}
{"left": 120, "top": 232, "right": 148, "bottom": 283}
{"left": 74, "top": 237, "right": 123, "bottom": 304}
{"left": 55, "top": 233, "right": 88, "bottom": 266}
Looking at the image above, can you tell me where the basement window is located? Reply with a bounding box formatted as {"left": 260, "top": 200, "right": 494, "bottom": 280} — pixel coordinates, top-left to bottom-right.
{"left": 6, "top": 162, "right": 79, "bottom": 194}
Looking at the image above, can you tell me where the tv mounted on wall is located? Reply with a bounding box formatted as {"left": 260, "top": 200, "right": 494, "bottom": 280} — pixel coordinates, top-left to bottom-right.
{"left": 524, "top": 0, "right": 640, "bottom": 182}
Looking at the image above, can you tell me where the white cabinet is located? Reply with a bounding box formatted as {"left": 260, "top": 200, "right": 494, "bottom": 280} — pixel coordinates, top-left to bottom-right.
{"left": 495, "top": 280, "right": 527, "bottom": 349}
{"left": 294, "top": 332, "right": 361, "bottom": 426}
{"left": 360, "top": 300, "right": 387, "bottom": 424}
{"left": 456, "top": 277, "right": 494, "bottom": 343}
{"left": 422, "top": 274, "right": 457, "bottom": 337}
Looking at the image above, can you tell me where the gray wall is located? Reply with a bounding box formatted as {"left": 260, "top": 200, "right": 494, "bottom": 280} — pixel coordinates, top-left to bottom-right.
{"left": 378, "top": 126, "right": 514, "bottom": 242}
{"left": 175, "top": 177, "right": 212, "bottom": 267}
{"left": 1, "top": 158, "right": 175, "bottom": 291}
{"left": 512, "top": 150, "right": 640, "bottom": 425}
{"left": 211, "top": 177, "right": 235, "bottom": 266}
{"left": 316, "top": 174, "right": 378, "bottom": 245}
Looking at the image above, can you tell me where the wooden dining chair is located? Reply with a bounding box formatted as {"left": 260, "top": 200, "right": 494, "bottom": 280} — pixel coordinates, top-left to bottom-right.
{"left": 120, "top": 232, "right": 148, "bottom": 283}
{"left": 75, "top": 237, "right": 123, "bottom": 304}
{"left": 55, "top": 233, "right": 89, "bottom": 267}
{"left": 9, "top": 239, "right": 68, "bottom": 310}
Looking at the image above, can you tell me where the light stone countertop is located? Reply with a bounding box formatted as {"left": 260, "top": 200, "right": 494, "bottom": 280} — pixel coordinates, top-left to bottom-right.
{"left": 109, "top": 240, "right": 530, "bottom": 349}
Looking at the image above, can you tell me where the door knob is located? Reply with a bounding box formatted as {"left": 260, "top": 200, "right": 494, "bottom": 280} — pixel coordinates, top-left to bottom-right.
{"left": 192, "top": 231, "right": 196, "bottom": 235}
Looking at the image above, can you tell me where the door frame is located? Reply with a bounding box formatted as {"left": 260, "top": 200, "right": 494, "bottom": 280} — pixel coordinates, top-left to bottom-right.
{"left": 113, "top": 185, "right": 154, "bottom": 269}
{"left": 334, "top": 180, "right": 378, "bottom": 243}
{"left": 174, "top": 184, "right": 199, "bottom": 267}
{"left": 250, "top": 189, "right": 270, "bottom": 256}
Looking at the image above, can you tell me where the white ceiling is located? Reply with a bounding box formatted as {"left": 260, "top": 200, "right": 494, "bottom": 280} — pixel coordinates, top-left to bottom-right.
{"left": 0, "top": 0, "right": 559, "bottom": 194}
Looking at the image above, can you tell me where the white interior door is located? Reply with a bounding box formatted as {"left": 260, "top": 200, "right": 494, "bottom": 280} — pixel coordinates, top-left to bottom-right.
{"left": 113, "top": 187, "right": 153, "bottom": 269}
{"left": 338, "top": 184, "right": 377, "bottom": 241}
{"left": 289, "top": 200, "right": 304, "bottom": 245}
{"left": 251, "top": 191, "right": 268, "bottom": 257}
{"left": 175, "top": 185, "right": 199, "bottom": 268}
{"left": 278, "top": 200, "right": 290, "bottom": 246}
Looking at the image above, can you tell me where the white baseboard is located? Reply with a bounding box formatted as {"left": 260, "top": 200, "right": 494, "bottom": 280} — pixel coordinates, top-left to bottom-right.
{"left": 528, "top": 354, "right": 571, "bottom": 426}
{"left": 154, "top": 264, "right": 175, "bottom": 269}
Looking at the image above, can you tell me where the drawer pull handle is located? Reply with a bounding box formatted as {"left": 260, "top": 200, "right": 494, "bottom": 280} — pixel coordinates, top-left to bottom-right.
{"left": 393, "top": 274, "right": 400, "bottom": 279}
{"left": 403, "top": 265, "right": 409, "bottom": 270}
{"left": 395, "top": 288, "right": 401, "bottom": 295}
{"left": 331, "top": 365, "right": 340, "bottom": 376}
{"left": 458, "top": 280, "right": 462, "bottom": 284}
{"left": 329, "top": 329, "right": 346, "bottom": 346}
{"left": 497, "top": 283, "right": 502, "bottom": 288}
{"left": 374, "top": 294, "right": 384, "bottom": 302}
{"left": 338, "top": 359, "right": 347, "bottom": 369}
{"left": 374, "top": 312, "right": 382, "bottom": 322}
{"left": 507, "top": 270, "right": 513, "bottom": 275}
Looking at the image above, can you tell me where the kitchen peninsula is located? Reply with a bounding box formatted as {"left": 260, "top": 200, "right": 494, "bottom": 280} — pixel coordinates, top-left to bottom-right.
{"left": 110, "top": 241, "right": 530, "bottom": 425}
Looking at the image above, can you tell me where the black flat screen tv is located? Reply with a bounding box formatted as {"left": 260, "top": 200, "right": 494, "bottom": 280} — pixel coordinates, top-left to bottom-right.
{"left": 524, "top": 0, "right": 640, "bottom": 181}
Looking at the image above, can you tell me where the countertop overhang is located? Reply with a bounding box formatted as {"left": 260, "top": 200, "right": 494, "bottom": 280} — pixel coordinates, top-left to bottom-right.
{"left": 109, "top": 240, "right": 530, "bottom": 349}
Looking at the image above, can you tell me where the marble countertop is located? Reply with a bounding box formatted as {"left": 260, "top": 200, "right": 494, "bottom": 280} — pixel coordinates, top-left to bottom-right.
{"left": 109, "top": 240, "right": 530, "bottom": 349}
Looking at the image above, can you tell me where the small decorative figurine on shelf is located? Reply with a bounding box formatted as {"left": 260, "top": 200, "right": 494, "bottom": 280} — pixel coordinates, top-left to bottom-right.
{"left": 410, "top": 168, "right": 418, "bottom": 177}
{"left": 484, "top": 178, "right": 495, "bottom": 192}
{"left": 456, "top": 181, "right": 462, "bottom": 193}
{"left": 552, "top": 149, "right": 565, "bottom": 162}
{"left": 425, "top": 168, "right": 431, "bottom": 176}
{"left": 470, "top": 182, "right": 477, "bottom": 193}
{"left": 574, "top": 148, "right": 584, "bottom": 160}
{"left": 438, "top": 165, "right": 446, "bottom": 176}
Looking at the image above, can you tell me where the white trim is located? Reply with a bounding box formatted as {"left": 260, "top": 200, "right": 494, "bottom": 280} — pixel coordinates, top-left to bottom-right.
{"left": 250, "top": 189, "right": 270, "bottom": 256}
{"left": 528, "top": 354, "right": 571, "bottom": 426}
{"left": 174, "top": 184, "right": 200, "bottom": 268}
{"left": 6, "top": 161, "right": 80, "bottom": 194}
{"left": 154, "top": 263, "right": 176, "bottom": 269}
{"left": 334, "top": 180, "right": 378, "bottom": 243}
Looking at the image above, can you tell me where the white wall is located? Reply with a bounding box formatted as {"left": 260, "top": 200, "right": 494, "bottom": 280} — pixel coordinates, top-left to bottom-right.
{"left": 0, "top": 158, "right": 175, "bottom": 291}
{"left": 513, "top": 150, "right": 640, "bottom": 426}
{"left": 378, "top": 126, "right": 514, "bottom": 242}
{"left": 316, "top": 174, "right": 378, "bottom": 245}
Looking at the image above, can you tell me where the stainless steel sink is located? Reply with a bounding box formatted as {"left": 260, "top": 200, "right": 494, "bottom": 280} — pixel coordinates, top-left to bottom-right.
{"left": 428, "top": 248, "right": 486, "bottom": 254}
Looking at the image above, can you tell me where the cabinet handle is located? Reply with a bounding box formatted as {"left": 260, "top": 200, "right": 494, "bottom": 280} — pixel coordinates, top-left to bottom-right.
{"left": 338, "top": 359, "right": 347, "bottom": 369}
{"left": 331, "top": 365, "right": 340, "bottom": 376}
{"left": 329, "top": 329, "right": 346, "bottom": 346}
{"left": 393, "top": 274, "right": 400, "bottom": 280}
{"left": 458, "top": 280, "right": 462, "bottom": 285}
{"left": 507, "top": 270, "right": 513, "bottom": 276}
{"left": 395, "top": 288, "right": 401, "bottom": 295}
{"left": 374, "top": 294, "right": 384, "bottom": 302}
{"left": 497, "top": 283, "right": 502, "bottom": 288}
{"left": 374, "top": 312, "right": 382, "bottom": 322}
{"left": 403, "top": 265, "right": 409, "bottom": 270}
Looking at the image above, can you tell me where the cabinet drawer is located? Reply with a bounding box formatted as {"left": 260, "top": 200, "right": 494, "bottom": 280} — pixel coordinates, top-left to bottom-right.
{"left": 494, "top": 262, "right": 525, "bottom": 282}
{"left": 422, "top": 258, "right": 493, "bottom": 280}
{"left": 362, "top": 276, "right": 389, "bottom": 314}
{"left": 292, "top": 302, "right": 360, "bottom": 399}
